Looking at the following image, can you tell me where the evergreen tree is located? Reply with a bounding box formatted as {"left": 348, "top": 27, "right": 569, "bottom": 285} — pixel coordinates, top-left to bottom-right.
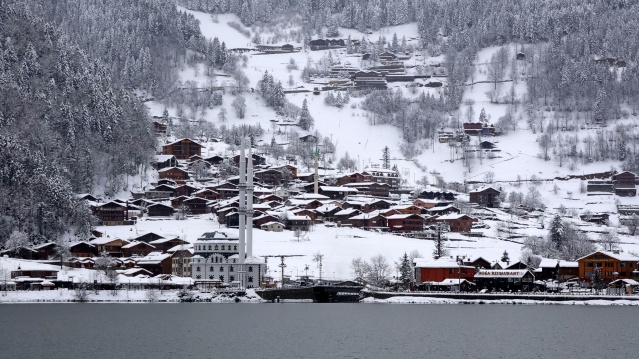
{"left": 298, "top": 99, "right": 314, "bottom": 130}
{"left": 479, "top": 108, "right": 487, "bottom": 123}
{"left": 382, "top": 146, "right": 390, "bottom": 169}
{"left": 549, "top": 215, "right": 565, "bottom": 249}
{"left": 397, "top": 252, "right": 413, "bottom": 289}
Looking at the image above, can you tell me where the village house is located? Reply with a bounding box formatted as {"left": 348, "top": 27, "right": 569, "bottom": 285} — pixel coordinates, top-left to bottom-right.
{"left": 577, "top": 250, "right": 639, "bottom": 282}
{"left": 334, "top": 208, "right": 362, "bottom": 223}
{"left": 386, "top": 214, "right": 425, "bottom": 233}
{"left": 463, "top": 123, "right": 496, "bottom": 136}
{"left": 254, "top": 168, "right": 284, "bottom": 186}
{"left": 343, "top": 182, "right": 390, "bottom": 197}
{"left": 146, "top": 203, "right": 175, "bottom": 217}
{"left": 474, "top": 269, "right": 535, "bottom": 292}
{"left": 286, "top": 215, "right": 312, "bottom": 231}
{"left": 148, "top": 237, "right": 189, "bottom": 253}
{"left": 90, "top": 237, "right": 130, "bottom": 257}
{"left": 161, "top": 138, "right": 203, "bottom": 160}
{"left": 252, "top": 213, "right": 279, "bottom": 228}
{"left": 153, "top": 121, "right": 167, "bottom": 136}
{"left": 203, "top": 155, "right": 225, "bottom": 166}
{"left": 364, "top": 168, "right": 401, "bottom": 191}
{"left": 131, "top": 232, "right": 165, "bottom": 244}
{"left": 612, "top": 171, "right": 637, "bottom": 196}
{"left": 469, "top": 187, "right": 501, "bottom": 208}
{"left": 194, "top": 189, "right": 219, "bottom": 201}
{"left": 314, "top": 204, "right": 342, "bottom": 222}
{"left": 390, "top": 204, "right": 423, "bottom": 215}
{"left": 413, "top": 257, "right": 476, "bottom": 284}
{"left": 292, "top": 209, "right": 317, "bottom": 221}
{"left": 436, "top": 214, "right": 475, "bottom": 233}
{"left": 121, "top": 241, "right": 156, "bottom": 258}
{"left": 427, "top": 205, "right": 461, "bottom": 216}
{"left": 152, "top": 154, "right": 178, "bottom": 170}
{"left": 33, "top": 243, "right": 57, "bottom": 260}
{"left": 182, "top": 197, "right": 209, "bottom": 215}
{"left": 261, "top": 221, "right": 284, "bottom": 232}
{"left": 232, "top": 153, "right": 266, "bottom": 166}
{"left": 336, "top": 172, "right": 374, "bottom": 186}
{"left": 174, "top": 184, "right": 197, "bottom": 197}
{"left": 347, "top": 211, "right": 387, "bottom": 229}
{"left": 158, "top": 167, "right": 189, "bottom": 181}
{"left": 169, "top": 245, "right": 193, "bottom": 277}
{"left": 318, "top": 186, "right": 359, "bottom": 200}
{"left": 92, "top": 201, "right": 127, "bottom": 226}
{"left": 136, "top": 252, "right": 173, "bottom": 275}
{"left": 69, "top": 241, "right": 97, "bottom": 258}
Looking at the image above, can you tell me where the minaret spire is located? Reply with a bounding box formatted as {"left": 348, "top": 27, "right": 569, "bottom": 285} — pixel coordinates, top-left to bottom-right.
{"left": 246, "top": 144, "right": 254, "bottom": 258}
{"left": 238, "top": 138, "right": 246, "bottom": 266}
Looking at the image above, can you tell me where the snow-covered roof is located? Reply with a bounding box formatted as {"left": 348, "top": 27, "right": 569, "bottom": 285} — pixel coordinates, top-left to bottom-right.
{"left": 577, "top": 251, "right": 639, "bottom": 262}
{"left": 90, "top": 237, "right": 129, "bottom": 245}
{"left": 293, "top": 193, "right": 329, "bottom": 200}
{"left": 335, "top": 208, "right": 360, "bottom": 216}
{"left": 436, "top": 213, "right": 471, "bottom": 220}
{"left": 122, "top": 241, "right": 155, "bottom": 249}
{"left": 154, "top": 155, "right": 176, "bottom": 162}
{"left": 166, "top": 244, "right": 194, "bottom": 253}
{"left": 386, "top": 214, "right": 422, "bottom": 220}
{"left": 320, "top": 186, "right": 358, "bottom": 193}
{"left": 609, "top": 279, "right": 639, "bottom": 286}
{"left": 163, "top": 138, "right": 203, "bottom": 147}
{"left": 261, "top": 221, "right": 284, "bottom": 227}
{"left": 158, "top": 166, "right": 187, "bottom": 173}
{"left": 413, "top": 258, "right": 466, "bottom": 268}
{"left": 136, "top": 252, "right": 172, "bottom": 265}
{"left": 287, "top": 215, "right": 311, "bottom": 221}
{"left": 469, "top": 186, "right": 500, "bottom": 193}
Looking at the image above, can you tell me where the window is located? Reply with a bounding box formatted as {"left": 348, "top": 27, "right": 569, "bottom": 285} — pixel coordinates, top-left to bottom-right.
{"left": 221, "top": 245, "right": 225, "bottom": 250}
{"left": 230, "top": 275, "right": 235, "bottom": 282}
{"left": 234, "top": 245, "right": 237, "bottom": 251}
{"left": 248, "top": 266, "right": 253, "bottom": 272}
{"left": 230, "top": 266, "right": 234, "bottom": 272}
{"left": 196, "top": 275, "right": 201, "bottom": 279}
{"left": 196, "top": 266, "right": 201, "bottom": 272}
{"left": 587, "top": 263, "right": 594, "bottom": 268}
{"left": 209, "top": 275, "right": 213, "bottom": 279}
{"left": 233, "top": 259, "right": 236, "bottom": 263}
{"left": 215, "top": 257, "right": 218, "bottom": 263}
{"left": 220, "top": 266, "right": 224, "bottom": 272}
{"left": 210, "top": 266, "right": 214, "bottom": 272}
{"left": 219, "top": 275, "right": 224, "bottom": 282}
{"left": 620, "top": 263, "right": 626, "bottom": 268}
{"left": 208, "top": 245, "right": 211, "bottom": 250}
{"left": 214, "top": 245, "right": 218, "bottom": 250}
{"left": 248, "top": 276, "right": 253, "bottom": 282}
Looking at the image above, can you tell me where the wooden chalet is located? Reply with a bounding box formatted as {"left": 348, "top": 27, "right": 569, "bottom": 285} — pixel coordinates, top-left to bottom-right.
{"left": 253, "top": 214, "right": 279, "bottom": 228}
{"left": 255, "top": 168, "right": 284, "bottom": 186}
{"left": 136, "top": 252, "right": 173, "bottom": 275}
{"left": 427, "top": 205, "right": 461, "bottom": 216}
{"left": 318, "top": 186, "right": 359, "bottom": 200}
{"left": 153, "top": 155, "right": 177, "bottom": 170}
{"left": 286, "top": 215, "right": 312, "bottom": 231}
{"left": 334, "top": 208, "right": 362, "bottom": 223}
{"left": 414, "top": 257, "right": 475, "bottom": 284}
{"left": 92, "top": 201, "right": 126, "bottom": 226}
{"left": 161, "top": 138, "right": 203, "bottom": 160}
{"left": 146, "top": 203, "right": 175, "bottom": 217}
{"left": 175, "top": 184, "right": 198, "bottom": 197}
{"left": 158, "top": 167, "right": 189, "bottom": 181}
{"left": 271, "top": 164, "right": 297, "bottom": 178}
{"left": 578, "top": 251, "right": 639, "bottom": 282}
{"left": 364, "top": 168, "right": 401, "bottom": 191}
{"left": 386, "top": 214, "right": 425, "bottom": 233}
{"left": 204, "top": 155, "right": 225, "bottom": 166}
{"left": 149, "top": 237, "right": 189, "bottom": 253}
{"left": 33, "top": 243, "right": 57, "bottom": 260}
{"left": 194, "top": 189, "right": 219, "bottom": 201}
{"left": 469, "top": 187, "right": 501, "bottom": 208}
{"left": 435, "top": 214, "right": 475, "bottom": 233}
{"left": 612, "top": 171, "right": 637, "bottom": 196}
{"left": 261, "top": 221, "right": 284, "bottom": 232}
{"left": 390, "top": 204, "right": 422, "bottom": 215}
{"left": 232, "top": 153, "right": 266, "bottom": 166}
{"left": 121, "top": 241, "right": 156, "bottom": 257}
{"left": 90, "top": 237, "right": 130, "bottom": 257}
{"left": 153, "top": 121, "right": 167, "bottom": 135}
{"left": 336, "top": 172, "right": 373, "bottom": 186}
{"left": 183, "top": 197, "right": 209, "bottom": 215}
{"left": 69, "top": 241, "right": 97, "bottom": 257}
{"left": 348, "top": 211, "right": 387, "bottom": 229}
{"left": 343, "top": 182, "right": 390, "bottom": 197}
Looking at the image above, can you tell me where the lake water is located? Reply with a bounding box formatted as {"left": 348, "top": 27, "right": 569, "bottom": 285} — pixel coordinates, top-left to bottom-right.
{"left": 0, "top": 303, "right": 635, "bottom": 359}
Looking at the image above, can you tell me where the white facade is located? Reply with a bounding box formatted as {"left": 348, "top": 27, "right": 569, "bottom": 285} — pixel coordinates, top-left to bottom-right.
{"left": 190, "top": 231, "right": 265, "bottom": 288}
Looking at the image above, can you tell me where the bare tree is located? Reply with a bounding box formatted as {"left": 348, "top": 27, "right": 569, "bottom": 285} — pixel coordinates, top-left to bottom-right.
{"left": 432, "top": 223, "right": 450, "bottom": 259}
{"left": 597, "top": 229, "right": 620, "bottom": 251}
{"left": 367, "top": 254, "right": 390, "bottom": 288}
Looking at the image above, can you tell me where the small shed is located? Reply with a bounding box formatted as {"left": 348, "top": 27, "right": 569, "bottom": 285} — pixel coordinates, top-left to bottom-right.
{"left": 261, "top": 221, "right": 284, "bottom": 232}
{"left": 607, "top": 278, "right": 639, "bottom": 295}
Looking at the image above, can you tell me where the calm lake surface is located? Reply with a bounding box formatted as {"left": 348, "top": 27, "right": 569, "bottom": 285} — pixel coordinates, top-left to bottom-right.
{"left": 0, "top": 304, "right": 635, "bottom": 359}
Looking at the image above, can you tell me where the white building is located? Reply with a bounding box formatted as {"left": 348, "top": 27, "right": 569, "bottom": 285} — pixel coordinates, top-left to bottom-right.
{"left": 190, "top": 231, "right": 265, "bottom": 288}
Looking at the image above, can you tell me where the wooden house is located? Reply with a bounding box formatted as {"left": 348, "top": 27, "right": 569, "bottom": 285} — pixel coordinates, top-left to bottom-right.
{"left": 194, "top": 189, "right": 219, "bottom": 201}
{"left": 149, "top": 237, "right": 189, "bottom": 253}
{"left": 92, "top": 201, "right": 126, "bottom": 226}
{"left": 386, "top": 214, "right": 425, "bottom": 233}
{"left": 33, "top": 243, "right": 57, "bottom": 260}
{"left": 348, "top": 211, "right": 387, "bottom": 229}
{"left": 577, "top": 251, "right": 639, "bottom": 282}
{"left": 318, "top": 186, "right": 359, "bottom": 200}
{"left": 69, "top": 241, "right": 97, "bottom": 257}
{"left": 255, "top": 168, "right": 284, "bottom": 186}
{"left": 153, "top": 121, "right": 168, "bottom": 135}
{"left": 90, "top": 237, "right": 130, "bottom": 257}
{"left": 204, "top": 155, "right": 225, "bottom": 166}
{"left": 261, "top": 221, "right": 284, "bottom": 232}
{"left": 174, "top": 184, "right": 197, "bottom": 198}
{"left": 152, "top": 155, "right": 177, "bottom": 170}
{"left": 183, "top": 197, "right": 209, "bottom": 215}
{"left": 136, "top": 252, "right": 173, "bottom": 275}
{"left": 343, "top": 182, "right": 390, "bottom": 197}
{"left": 474, "top": 269, "right": 535, "bottom": 292}
{"left": 146, "top": 203, "right": 175, "bottom": 217}
{"left": 414, "top": 258, "right": 476, "bottom": 283}
{"left": 469, "top": 187, "right": 501, "bottom": 208}
{"left": 286, "top": 215, "right": 312, "bottom": 231}
{"left": 161, "top": 138, "right": 203, "bottom": 160}
{"left": 613, "top": 171, "right": 637, "bottom": 196}
{"left": 158, "top": 167, "right": 189, "bottom": 181}
{"left": 121, "top": 241, "right": 156, "bottom": 258}
{"left": 436, "top": 214, "right": 475, "bottom": 233}
{"left": 334, "top": 208, "right": 362, "bottom": 223}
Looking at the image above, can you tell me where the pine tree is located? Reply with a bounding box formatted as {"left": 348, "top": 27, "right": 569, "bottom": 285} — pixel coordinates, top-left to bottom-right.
{"left": 397, "top": 252, "right": 413, "bottom": 289}
{"left": 382, "top": 146, "right": 390, "bottom": 169}
{"left": 298, "top": 99, "right": 313, "bottom": 130}
{"left": 549, "top": 215, "right": 565, "bottom": 249}
{"left": 391, "top": 33, "right": 399, "bottom": 52}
